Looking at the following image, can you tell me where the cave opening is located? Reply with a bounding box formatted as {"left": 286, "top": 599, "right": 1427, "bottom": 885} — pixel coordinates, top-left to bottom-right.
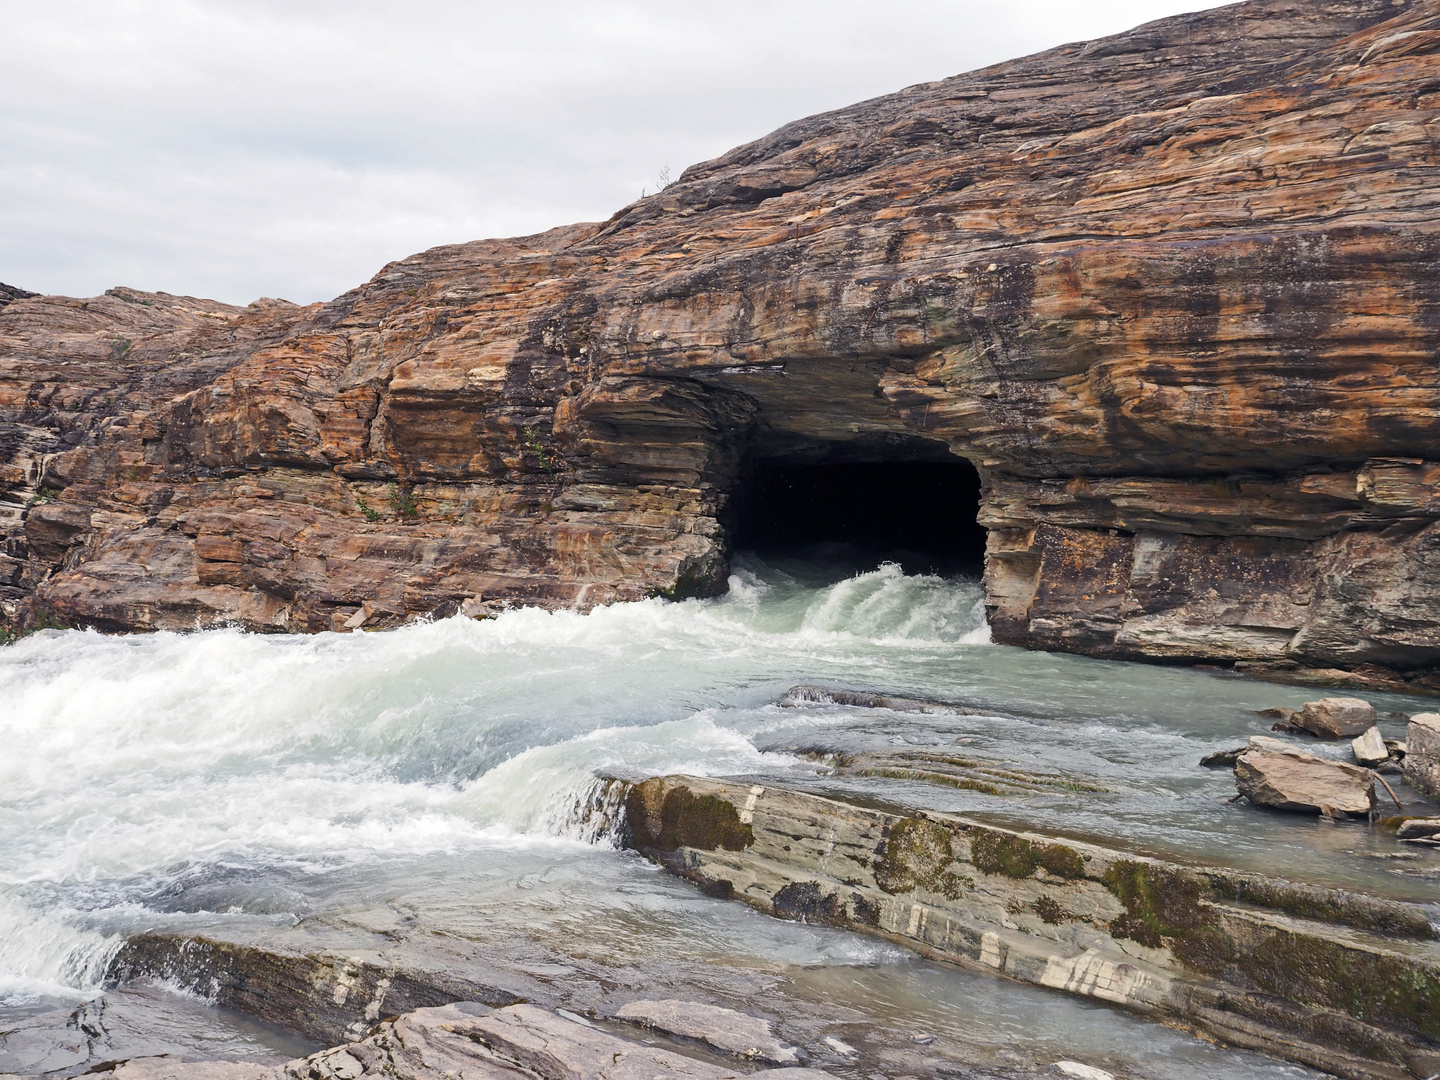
{"left": 728, "top": 450, "right": 987, "bottom": 577}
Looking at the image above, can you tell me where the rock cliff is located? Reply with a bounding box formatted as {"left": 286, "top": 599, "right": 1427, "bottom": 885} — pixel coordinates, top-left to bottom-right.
{"left": 2, "top": 0, "right": 1439, "bottom": 688}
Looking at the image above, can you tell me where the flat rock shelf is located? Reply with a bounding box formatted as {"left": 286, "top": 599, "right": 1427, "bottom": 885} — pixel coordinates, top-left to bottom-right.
{"left": 618, "top": 774, "right": 1440, "bottom": 1080}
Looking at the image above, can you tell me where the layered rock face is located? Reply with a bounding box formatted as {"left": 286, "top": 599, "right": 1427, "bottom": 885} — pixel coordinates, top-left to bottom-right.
{"left": 2, "top": 0, "right": 1439, "bottom": 685}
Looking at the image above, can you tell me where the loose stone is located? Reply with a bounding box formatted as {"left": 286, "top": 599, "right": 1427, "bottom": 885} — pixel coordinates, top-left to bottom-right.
{"left": 1351, "top": 726, "right": 1389, "bottom": 768}
{"left": 1396, "top": 818, "right": 1440, "bottom": 841}
{"left": 1296, "top": 698, "right": 1377, "bottom": 739}
{"left": 1234, "top": 737, "right": 1376, "bottom": 816}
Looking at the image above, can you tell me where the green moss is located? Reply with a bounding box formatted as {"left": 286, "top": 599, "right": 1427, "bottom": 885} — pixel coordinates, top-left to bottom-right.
{"left": 624, "top": 783, "right": 753, "bottom": 853}
{"left": 1207, "top": 873, "right": 1435, "bottom": 940}
{"left": 1239, "top": 932, "right": 1440, "bottom": 1042}
{"left": 773, "top": 881, "right": 846, "bottom": 925}
{"left": 1103, "top": 861, "right": 1233, "bottom": 973}
{"left": 859, "top": 767, "right": 1006, "bottom": 797}
{"left": 1033, "top": 895, "right": 1067, "bottom": 924}
{"left": 874, "top": 817, "right": 971, "bottom": 898}
{"left": 970, "top": 831, "right": 1086, "bottom": 880}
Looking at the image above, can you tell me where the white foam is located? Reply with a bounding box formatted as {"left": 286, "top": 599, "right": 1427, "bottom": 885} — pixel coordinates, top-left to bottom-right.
{"left": 0, "top": 557, "right": 989, "bottom": 996}
{"left": 0, "top": 897, "right": 119, "bottom": 1006}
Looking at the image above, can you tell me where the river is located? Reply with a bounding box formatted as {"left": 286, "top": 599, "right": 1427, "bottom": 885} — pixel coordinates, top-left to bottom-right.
{"left": 2, "top": 550, "right": 1436, "bottom": 1077}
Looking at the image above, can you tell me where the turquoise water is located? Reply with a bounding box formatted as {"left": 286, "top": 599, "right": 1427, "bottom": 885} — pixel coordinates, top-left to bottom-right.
{"left": 1, "top": 552, "right": 1432, "bottom": 1077}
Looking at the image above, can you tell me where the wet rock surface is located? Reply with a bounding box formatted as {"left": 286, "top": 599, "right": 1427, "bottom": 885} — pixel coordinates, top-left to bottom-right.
{"left": 1396, "top": 818, "right": 1440, "bottom": 841}
{"left": 84, "top": 1003, "right": 839, "bottom": 1080}
{"left": 66, "top": 1000, "right": 1080, "bottom": 1080}
{"left": 619, "top": 773, "right": 1440, "bottom": 1080}
{"left": 0, "top": 0, "right": 1438, "bottom": 691}
{"left": 613, "top": 999, "right": 799, "bottom": 1064}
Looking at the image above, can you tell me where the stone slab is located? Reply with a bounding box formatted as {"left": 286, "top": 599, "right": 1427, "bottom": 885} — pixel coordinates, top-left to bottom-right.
{"left": 1402, "top": 714, "right": 1440, "bottom": 801}
{"left": 620, "top": 773, "right": 1440, "bottom": 1080}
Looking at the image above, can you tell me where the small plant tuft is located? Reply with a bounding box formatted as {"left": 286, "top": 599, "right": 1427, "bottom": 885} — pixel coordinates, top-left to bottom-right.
{"left": 388, "top": 483, "right": 420, "bottom": 521}
{"left": 640, "top": 165, "right": 673, "bottom": 199}
{"left": 355, "top": 494, "right": 381, "bottom": 522}
{"left": 522, "top": 425, "right": 563, "bottom": 475}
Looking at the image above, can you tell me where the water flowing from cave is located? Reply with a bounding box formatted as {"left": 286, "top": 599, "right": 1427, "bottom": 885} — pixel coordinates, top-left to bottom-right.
{"left": 1, "top": 551, "right": 1433, "bottom": 1075}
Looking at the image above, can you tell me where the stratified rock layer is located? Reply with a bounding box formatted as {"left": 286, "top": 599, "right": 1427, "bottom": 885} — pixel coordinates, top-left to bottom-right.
{"left": 619, "top": 774, "right": 1440, "bottom": 1080}
{"left": 2, "top": 0, "right": 1439, "bottom": 685}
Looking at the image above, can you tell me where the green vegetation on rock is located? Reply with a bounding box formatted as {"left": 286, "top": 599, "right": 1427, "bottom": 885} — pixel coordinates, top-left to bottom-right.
{"left": 873, "top": 816, "right": 971, "bottom": 898}
{"left": 970, "top": 830, "right": 1086, "bottom": 880}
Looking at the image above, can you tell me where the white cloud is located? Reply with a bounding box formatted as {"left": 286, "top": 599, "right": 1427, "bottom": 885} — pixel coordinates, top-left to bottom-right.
{"left": 0, "top": 0, "right": 1224, "bottom": 304}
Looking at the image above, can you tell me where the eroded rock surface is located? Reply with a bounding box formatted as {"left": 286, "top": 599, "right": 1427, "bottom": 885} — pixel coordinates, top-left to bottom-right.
{"left": 613, "top": 999, "right": 799, "bottom": 1065}
{"left": 1403, "top": 714, "right": 1440, "bottom": 799}
{"left": 619, "top": 774, "right": 1440, "bottom": 1080}
{"left": 2, "top": 0, "right": 1440, "bottom": 687}
{"left": 85, "top": 1003, "right": 836, "bottom": 1080}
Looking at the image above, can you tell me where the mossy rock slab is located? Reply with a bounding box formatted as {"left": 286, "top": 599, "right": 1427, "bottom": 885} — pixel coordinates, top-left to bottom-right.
{"left": 618, "top": 774, "right": 1440, "bottom": 1080}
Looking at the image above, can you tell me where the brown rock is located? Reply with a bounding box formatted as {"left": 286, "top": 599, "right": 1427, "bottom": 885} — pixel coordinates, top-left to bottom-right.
{"left": 1402, "top": 713, "right": 1440, "bottom": 800}
{"left": 2, "top": 0, "right": 1439, "bottom": 695}
{"left": 1234, "top": 740, "right": 1376, "bottom": 815}
{"left": 1298, "top": 697, "right": 1377, "bottom": 739}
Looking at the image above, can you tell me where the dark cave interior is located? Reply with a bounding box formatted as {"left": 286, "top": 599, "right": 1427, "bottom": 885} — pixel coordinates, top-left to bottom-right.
{"left": 729, "top": 456, "right": 987, "bottom": 575}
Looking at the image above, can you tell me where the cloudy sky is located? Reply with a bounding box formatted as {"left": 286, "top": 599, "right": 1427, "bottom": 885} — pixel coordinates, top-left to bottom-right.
{"left": 2, "top": 0, "right": 1220, "bottom": 306}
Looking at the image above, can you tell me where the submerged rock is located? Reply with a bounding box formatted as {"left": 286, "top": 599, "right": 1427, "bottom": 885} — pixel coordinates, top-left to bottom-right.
{"left": 1200, "top": 747, "right": 1245, "bottom": 769}
{"left": 1234, "top": 738, "right": 1376, "bottom": 815}
{"left": 614, "top": 998, "right": 799, "bottom": 1064}
{"left": 1402, "top": 713, "right": 1440, "bottom": 801}
{"left": 1296, "top": 698, "right": 1377, "bottom": 739}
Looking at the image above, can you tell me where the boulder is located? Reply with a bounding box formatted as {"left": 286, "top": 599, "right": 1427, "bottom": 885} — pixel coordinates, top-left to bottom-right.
{"left": 1200, "top": 747, "right": 1244, "bottom": 769}
{"left": 614, "top": 999, "right": 799, "bottom": 1064}
{"left": 1235, "top": 739, "right": 1376, "bottom": 816}
{"left": 1297, "top": 698, "right": 1377, "bottom": 739}
{"left": 1352, "top": 726, "right": 1390, "bottom": 768}
{"left": 1396, "top": 818, "right": 1440, "bottom": 841}
{"left": 1402, "top": 714, "right": 1440, "bottom": 801}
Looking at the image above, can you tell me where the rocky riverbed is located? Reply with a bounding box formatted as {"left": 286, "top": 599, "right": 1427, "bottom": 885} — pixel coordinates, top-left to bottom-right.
{"left": 3, "top": 559, "right": 1438, "bottom": 1080}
